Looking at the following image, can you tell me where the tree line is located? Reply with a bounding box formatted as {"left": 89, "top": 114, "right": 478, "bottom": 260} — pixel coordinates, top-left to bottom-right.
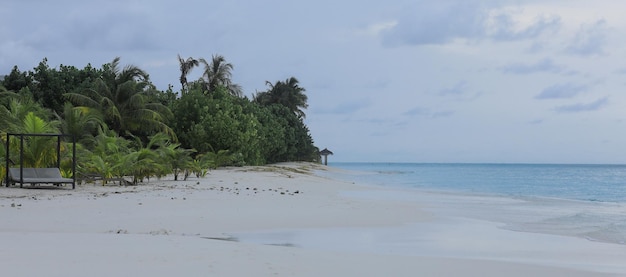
{"left": 0, "top": 55, "right": 320, "bottom": 184}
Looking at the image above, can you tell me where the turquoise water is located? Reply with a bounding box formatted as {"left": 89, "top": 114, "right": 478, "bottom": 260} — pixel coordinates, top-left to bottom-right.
{"left": 328, "top": 163, "right": 626, "bottom": 203}
{"left": 234, "top": 162, "right": 626, "bottom": 249}
{"left": 320, "top": 162, "right": 626, "bottom": 244}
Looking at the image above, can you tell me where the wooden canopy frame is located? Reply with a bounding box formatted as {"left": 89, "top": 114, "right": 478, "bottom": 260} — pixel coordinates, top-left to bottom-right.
{"left": 4, "top": 133, "right": 76, "bottom": 189}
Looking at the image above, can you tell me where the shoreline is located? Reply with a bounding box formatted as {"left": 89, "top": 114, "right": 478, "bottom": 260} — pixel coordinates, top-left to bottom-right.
{"left": 1, "top": 162, "right": 624, "bottom": 276}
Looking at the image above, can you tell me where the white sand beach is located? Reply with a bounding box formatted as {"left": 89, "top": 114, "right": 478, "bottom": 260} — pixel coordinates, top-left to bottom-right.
{"left": 1, "top": 163, "right": 625, "bottom": 276}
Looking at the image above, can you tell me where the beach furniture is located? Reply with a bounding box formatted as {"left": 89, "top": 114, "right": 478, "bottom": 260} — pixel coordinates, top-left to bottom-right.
{"left": 4, "top": 133, "right": 76, "bottom": 189}
{"left": 7, "top": 167, "right": 75, "bottom": 188}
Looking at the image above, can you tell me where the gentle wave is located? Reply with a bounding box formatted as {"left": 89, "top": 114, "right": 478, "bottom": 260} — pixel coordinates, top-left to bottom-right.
{"left": 324, "top": 162, "right": 626, "bottom": 245}
{"left": 329, "top": 162, "right": 626, "bottom": 203}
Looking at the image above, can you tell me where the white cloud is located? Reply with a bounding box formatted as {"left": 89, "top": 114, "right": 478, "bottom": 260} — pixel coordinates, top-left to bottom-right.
{"left": 566, "top": 20, "right": 608, "bottom": 56}
{"left": 359, "top": 21, "right": 398, "bottom": 37}
{"left": 486, "top": 12, "right": 561, "bottom": 41}
{"left": 535, "top": 83, "right": 588, "bottom": 99}
{"left": 500, "top": 58, "right": 563, "bottom": 74}
{"left": 379, "top": 1, "right": 561, "bottom": 46}
{"left": 438, "top": 81, "right": 469, "bottom": 96}
{"left": 380, "top": 1, "right": 487, "bottom": 46}
{"left": 554, "top": 97, "right": 609, "bottom": 113}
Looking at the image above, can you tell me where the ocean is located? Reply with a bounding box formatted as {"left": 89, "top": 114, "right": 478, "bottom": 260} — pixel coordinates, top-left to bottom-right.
{"left": 233, "top": 162, "right": 626, "bottom": 255}
{"left": 327, "top": 162, "right": 626, "bottom": 203}
{"left": 324, "top": 162, "right": 626, "bottom": 244}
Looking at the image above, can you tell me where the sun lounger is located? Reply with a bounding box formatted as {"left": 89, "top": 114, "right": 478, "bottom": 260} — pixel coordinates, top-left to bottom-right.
{"left": 8, "top": 167, "right": 75, "bottom": 189}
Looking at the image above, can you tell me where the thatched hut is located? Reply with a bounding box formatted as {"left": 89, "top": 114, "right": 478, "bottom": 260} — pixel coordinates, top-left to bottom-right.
{"left": 319, "top": 148, "right": 333, "bottom": 165}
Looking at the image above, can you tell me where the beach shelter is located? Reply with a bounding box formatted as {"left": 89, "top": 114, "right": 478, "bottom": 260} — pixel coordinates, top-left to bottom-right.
{"left": 4, "top": 133, "right": 76, "bottom": 189}
{"left": 319, "top": 148, "right": 333, "bottom": 165}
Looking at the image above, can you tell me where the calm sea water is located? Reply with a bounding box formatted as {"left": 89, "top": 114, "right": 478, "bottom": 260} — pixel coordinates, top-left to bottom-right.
{"left": 328, "top": 162, "right": 626, "bottom": 203}
{"left": 321, "top": 162, "right": 626, "bottom": 244}
{"left": 235, "top": 162, "right": 626, "bottom": 251}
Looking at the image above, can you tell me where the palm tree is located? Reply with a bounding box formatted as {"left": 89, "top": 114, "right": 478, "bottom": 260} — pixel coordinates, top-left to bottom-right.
{"left": 64, "top": 57, "right": 174, "bottom": 139}
{"left": 177, "top": 54, "right": 199, "bottom": 94}
{"left": 199, "top": 54, "right": 243, "bottom": 97}
{"left": 80, "top": 127, "right": 131, "bottom": 185}
{"left": 254, "top": 77, "right": 308, "bottom": 118}
{"left": 122, "top": 132, "right": 180, "bottom": 183}
{"left": 5, "top": 112, "right": 61, "bottom": 168}
{"left": 57, "top": 102, "right": 104, "bottom": 146}
{"left": 0, "top": 93, "right": 63, "bottom": 180}
{"left": 154, "top": 136, "right": 195, "bottom": 180}
{"left": 0, "top": 91, "right": 53, "bottom": 133}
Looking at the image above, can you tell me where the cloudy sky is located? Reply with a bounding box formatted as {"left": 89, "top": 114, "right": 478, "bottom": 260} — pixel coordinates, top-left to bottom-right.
{"left": 3, "top": 0, "right": 626, "bottom": 163}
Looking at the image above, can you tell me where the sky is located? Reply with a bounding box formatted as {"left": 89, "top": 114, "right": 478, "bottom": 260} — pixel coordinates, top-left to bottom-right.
{"left": 2, "top": 0, "right": 626, "bottom": 164}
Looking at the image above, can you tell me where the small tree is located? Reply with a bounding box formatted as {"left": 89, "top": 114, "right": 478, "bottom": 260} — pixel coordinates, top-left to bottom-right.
{"left": 79, "top": 128, "right": 131, "bottom": 184}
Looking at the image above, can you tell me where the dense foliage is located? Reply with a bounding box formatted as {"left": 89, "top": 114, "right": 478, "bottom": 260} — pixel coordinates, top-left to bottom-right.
{"left": 0, "top": 56, "right": 321, "bottom": 184}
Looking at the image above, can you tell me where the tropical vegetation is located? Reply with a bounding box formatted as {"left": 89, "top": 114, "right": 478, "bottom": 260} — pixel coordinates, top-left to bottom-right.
{"left": 0, "top": 55, "right": 321, "bottom": 185}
